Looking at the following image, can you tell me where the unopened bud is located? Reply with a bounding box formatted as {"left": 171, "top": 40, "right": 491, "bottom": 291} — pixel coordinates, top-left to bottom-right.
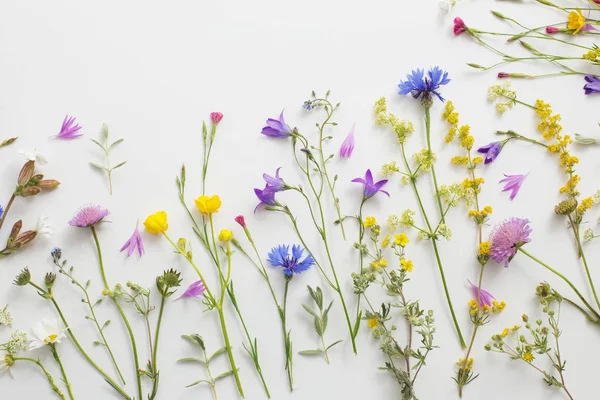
{"left": 30, "top": 174, "right": 44, "bottom": 184}
{"left": 36, "top": 180, "right": 60, "bottom": 190}
{"left": 19, "top": 187, "right": 41, "bottom": 197}
{"left": 9, "top": 230, "right": 37, "bottom": 250}
{"left": 8, "top": 220, "right": 22, "bottom": 243}
{"left": 14, "top": 268, "right": 31, "bottom": 286}
{"left": 17, "top": 160, "right": 35, "bottom": 186}
{"left": 45, "top": 272, "right": 57, "bottom": 288}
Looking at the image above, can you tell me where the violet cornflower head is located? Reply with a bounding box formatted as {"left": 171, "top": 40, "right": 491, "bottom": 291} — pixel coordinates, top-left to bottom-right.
{"left": 261, "top": 111, "right": 293, "bottom": 138}
{"left": 263, "top": 167, "right": 287, "bottom": 191}
{"left": 175, "top": 280, "right": 206, "bottom": 300}
{"left": 453, "top": 17, "right": 466, "bottom": 35}
{"left": 500, "top": 173, "right": 528, "bottom": 200}
{"left": 398, "top": 67, "right": 451, "bottom": 104}
{"left": 352, "top": 169, "right": 389, "bottom": 199}
{"left": 68, "top": 205, "right": 110, "bottom": 227}
{"left": 119, "top": 223, "right": 144, "bottom": 257}
{"left": 490, "top": 217, "right": 532, "bottom": 267}
{"left": 55, "top": 115, "right": 83, "bottom": 139}
{"left": 254, "top": 185, "right": 277, "bottom": 212}
{"left": 583, "top": 75, "right": 600, "bottom": 95}
{"left": 268, "top": 244, "right": 315, "bottom": 278}
{"left": 477, "top": 141, "right": 503, "bottom": 164}
{"left": 468, "top": 280, "right": 495, "bottom": 308}
{"left": 339, "top": 124, "right": 355, "bottom": 159}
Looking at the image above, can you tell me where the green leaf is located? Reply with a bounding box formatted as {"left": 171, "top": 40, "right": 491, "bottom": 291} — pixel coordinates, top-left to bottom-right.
{"left": 314, "top": 317, "right": 324, "bottom": 337}
{"left": 181, "top": 334, "right": 205, "bottom": 352}
{"left": 323, "top": 300, "right": 334, "bottom": 318}
{"left": 214, "top": 369, "right": 237, "bottom": 382}
{"left": 185, "top": 379, "right": 212, "bottom": 388}
{"left": 90, "top": 162, "right": 108, "bottom": 171}
{"left": 352, "top": 313, "right": 362, "bottom": 337}
{"left": 110, "top": 161, "right": 127, "bottom": 171}
{"left": 109, "top": 138, "right": 124, "bottom": 150}
{"left": 90, "top": 139, "right": 106, "bottom": 151}
{"left": 302, "top": 304, "right": 318, "bottom": 318}
{"left": 177, "top": 357, "right": 207, "bottom": 366}
{"left": 209, "top": 347, "right": 227, "bottom": 362}
{"left": 326, "top": 340, "right": 343, "bottom": 351}
{"left": 298, "top": 349, "right": 324, "bottom": 355}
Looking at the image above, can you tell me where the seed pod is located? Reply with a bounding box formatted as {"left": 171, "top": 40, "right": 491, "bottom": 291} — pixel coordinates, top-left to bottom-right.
{"left": 17, "top": 160, "right": 35, "bottom": 186}
{"left": 20, "top": 187, "right": 41, "bottom": 197}
{"left": 8, "top": 220, "right": 22, "bottom": 242}
{"left": 36, "top": 180, "right": 60, "bottom": 190}
{"left": 9, "top": 230, "right": 37, "bottom": 250}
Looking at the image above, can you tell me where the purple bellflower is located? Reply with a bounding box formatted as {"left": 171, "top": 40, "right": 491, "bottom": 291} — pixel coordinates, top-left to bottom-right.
{"left": 500, "top": 173, "right": 528, "bottom": 200}
{"left": 352, "top": 169, "right": 389, "bottom": 199}
{"left": 583, "top": 75, "right": 600, "bottom": 95}
{"left": 261, "top": 111, "right": 293, "bottom": 138}
{"left": 119, "top": 223, "right": 145, "bottom": 257}
{"left": 477, "top": 141, "right": 503, "bottom": 164}
{"left": 175, "top": 280, "right": 206, "bottom": 300}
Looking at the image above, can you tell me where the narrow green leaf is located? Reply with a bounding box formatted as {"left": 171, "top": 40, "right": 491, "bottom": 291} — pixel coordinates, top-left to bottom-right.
{"left": 298, "top": 349, "right": 324, "bottom": 355}
{"left": 314, "top": 318, "right": 324, "bottom": 337}
{"left": 185, "top": 379, "right": 212, "bottom": 388}
{"left": 90, "top": 139, "right": 106, "bottom": 151}
{"left": 326, "top": 340, "right": 343, "bottom": 351}
{"left": 209, "top": 347, "right": 227, "bottom": 362}
{"left": 109, "top": 138, "right": 124, "bottom": 150}
{"left": 302, "top": 304, "right": 319, "bottom": 318}
{"left": 110, "top": 161, "right": 127, "bottom": 171}
{"left": 177, "top": 357, "right": 207, "bottom": 366}
{"left": 214, "top": 369, "right": 237, "bottom": 381}
{"left": 90, "top": 162, "right": 108, "bottom": 171}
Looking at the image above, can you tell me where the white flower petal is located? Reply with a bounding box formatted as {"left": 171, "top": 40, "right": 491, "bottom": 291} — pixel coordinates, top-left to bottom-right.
{"left": 36, "top": 215, "right": 54, "bottom": 237}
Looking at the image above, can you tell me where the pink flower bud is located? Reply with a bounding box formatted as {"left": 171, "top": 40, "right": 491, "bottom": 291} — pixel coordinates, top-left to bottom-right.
{"left": 210, "top": 112, "right": 223, "bottom": 125}
{"left": 594, "top": 0, "right": 600, "bottom": 4}
{"left": 497, "top": 72, "right": 510, "bottom": 79}
{"left": 546, "top": 26, "right": 559, "bottom": 34}
{"left": 453, "top": 17, "right": 466, "bottom": 36}
{"left": 234, "top": 215, "right": 246, "bottom": 227}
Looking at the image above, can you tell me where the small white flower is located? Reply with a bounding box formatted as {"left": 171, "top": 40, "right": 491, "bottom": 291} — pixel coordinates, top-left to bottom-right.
{"left": 17, "top": 148, "right": 48, "bottom": 165}
{"left": 28, "top": 319, "right": 67, "bottom": 350}
{"left": 36, "top": 215, "right": 54, "bottom": 237}
{"left": 0, "top": 305, "right": 13, "bottom": 327}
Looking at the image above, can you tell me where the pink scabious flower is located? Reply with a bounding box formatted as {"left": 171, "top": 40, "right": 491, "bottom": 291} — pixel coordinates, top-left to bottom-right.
{"left": 453, "top": 17, "right": 466, "bottom": 36}
{"left": 210, "top": 112, "right": 223, "bottom": 125}
{"left": 55, "top": 115, "right": 83, "bottom": 139}
{"left": 119, "top": 223, "right": 144, "bottom": 257}
{"left": 500, "top": 173, "right": 528, "bottom": 200}
{"left": 68, "top": 205, "right": 110, "bottom": 227}
{"left": 490, "top": 217, "right": 532, "bottom": 267}
{"left": 468, "top": 280, "right": 495, "bottom": 308}
{"left": 339, "top": 124, "right": 355, "bottom": 159}
{"left": 234, "top": 215, "right": 246, "bottom": 227}
{"left": 175, "top": 280, "right": 206, "bottom": 300}
{"left": 546, "top": 26, "right": 559, "bottom": 34}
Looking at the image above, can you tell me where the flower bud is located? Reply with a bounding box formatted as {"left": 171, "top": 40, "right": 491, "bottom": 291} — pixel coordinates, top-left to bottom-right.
{"left": 210, "top": 112, "right": 223, "bottom": 125}
{"left": 51, "top": 247, "right": 62, "bottom": 261}
{"left": 234, "top": 215, "right": 246, "bottom": 228}
{"left": 9, "top": 230, "right": 37, "bottom": 250}
{"left": 36, "top": 180, "right": 60, "bottom": 190}
{"left": 8, "top": 220, "right": 22, "bottom": 243}
{"left": 17, "top": 160, "right": 35, "bottom": 186}
{"left": 554, "top": 198, "right": 577, "bottom": 215}
{"left": 45, "top": 272, "right": 57, "bottom": 288}
{"left": 536, "top": 282, "right": 551, "bottom": 298}
{"left": 19, "top": 187, "right": 41, "bottom": 197}
{"left": 13, "top": 268, "right": 31, "bottom": 286}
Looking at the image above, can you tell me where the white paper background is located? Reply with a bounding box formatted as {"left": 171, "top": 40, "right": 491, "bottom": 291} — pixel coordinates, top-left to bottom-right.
{"left": 0, "top": 0, "right": 599, "bottom": 399}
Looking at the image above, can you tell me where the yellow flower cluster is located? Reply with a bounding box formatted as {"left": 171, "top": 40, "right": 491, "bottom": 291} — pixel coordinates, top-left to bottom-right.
{"left": 368, "top": 317, "right": 378, "bottom": 329}
{"left": 400, "top": 258, "right": 414, "bottom": 272}
{"left": 456, "top": 357, "right": 474, "bottom": 371}
{"left": 382, "top": 235, "right": 390, "bottom": 247}
{"left": 370, "top": 258, "right": 388, "bottom": 271}
{"left": 478, "top": 241, "right": 491, "bottom": 256}
{"left": 381, "top": 161, "right": 400, "bottom": 176}
{"left": 583, "top": 47, "right": 600, "bottom": 63}
{"left": 443, "top": 101, "right": 460, "bottom": 143}
{"left": 523, "top": 352, "right": 534, "bottom": 362}
{"left": 578, "top": 196, "right": 593, "bottom": 214}
{"left": 488, "top": 82, "right": 517, "bottom": 114}
{"left": 462, "top": 177, "right": 484, "bottom": 192}
{"left": 567, "top": 9, "right": 586, "bottom": 34}
{"left": 363, "top": 216, "right": 376, "bottom": 227}
{"left": 374, "top": 97, "right": 414, "bottom": 144}
{"left": 394, "top": 232, "right": 409, "bottom": 247}
{"left": 468, "top": 298, "right": 505, "bottom": 316}
{"left": 458, "top": 125, "right": 474, "bottom": 150}
{"left": 468, "top": 205, "right": 492, "bottom": 224}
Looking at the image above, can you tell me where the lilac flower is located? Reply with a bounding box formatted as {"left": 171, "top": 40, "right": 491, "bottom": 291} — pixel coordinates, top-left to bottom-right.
{"left": 263, "top": 167, "right": 286, "bottom": 191}
{"left": 490, "top": 217, "right": 532, "bottom": 267}
{"left": 477, "top": 141, "right": 503, "bottom": 164}
{"left": 398, "top": 67, "right": 451, "bottom": 102}
{"left": 175, "top": 280, "right": 206, "bottom": 300}
{"left": 339, "top": 124, "right": 355, "bottom": 159}
{"left": 583, "top": 75, "right": 600, "bottom": 95}
{"left": 119, "top": 223, "right": 144, "bottom": 257}
{"left": 261, "top": 111, "right": 293, "bottom": 138}
{"left": 352, "top": 169, "right": 389, "bottom": 199}
{"left": 55, "top": 115, "right": 83, "bottom": 139}
{"left": 500, "top": 173, "right": 528, "bottom": 200}
{"left": 254, "top": 185, "right": 277, "bottom": 212}
{"left": 68, "top": 205, "right": 110, "bottom": 227}
{"left": 267, "top": 244, "right": 315, "bottom": 277}
{"left": 468, "top": 280, "right": 495, "bottom": 308}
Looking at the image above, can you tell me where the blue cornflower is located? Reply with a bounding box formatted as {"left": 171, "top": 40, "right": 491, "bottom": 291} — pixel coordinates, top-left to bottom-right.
{"left": 268, "top": 244, "right": 315, "bottom": 277}
{"left": 398, "top": 67, "right": 451, "bottom": 102}
{"left": 0, "top": 205, "right": 3, "bottom": 221}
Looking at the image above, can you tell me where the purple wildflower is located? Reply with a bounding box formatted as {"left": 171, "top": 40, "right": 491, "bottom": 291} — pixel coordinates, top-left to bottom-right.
{"left": 490, "top": 217, "right": 532, "bottom": 267}
{"left": 398, "top": 67, "right": 451, "bottom": 102}
{"left": 583, "top": 75, "right": 600, "bottom": 95}
{"left": 254, "top": 185, "right": 277, "bottom": 212}
{"left": 56, "top": 115, "right": 83, "bottom": 139}
{"left": 352, "top": 169, "right": 389, "bottom": 199}
{"left": 468, "top": 280, "right": 495, "bottom": 308}
{"left": 263, "top": 167, "right": 286, "bottom": 191}
{"left": 339, "top": 124, "right": 356, "bottom": 159}
{"left": 267, "top": 244, "right": 315, "bottom": 277}
{"left": 175, "top": 280, "right": 206, "bottom": 300}
{"left": 500, "top": 173, "right": 528, "bottom": 200}
{"left": 119, "top": 223, "right": 144, "bottom": 257}
{"left": 261, "top": 111, "right": 293, "bottom": 138}
{"left": 477, "top": 141, "right": 503, "bottom": 164}
{"left": 68, "top": 205, "right": 110, "bottom": 227}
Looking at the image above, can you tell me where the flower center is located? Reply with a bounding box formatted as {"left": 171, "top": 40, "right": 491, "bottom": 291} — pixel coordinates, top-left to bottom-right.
{"left": 44, "top": 334, "right": 58, "bottom": 344}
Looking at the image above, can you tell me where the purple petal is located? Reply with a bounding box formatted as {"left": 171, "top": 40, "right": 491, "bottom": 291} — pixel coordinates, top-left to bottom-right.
{"left": 365, "top": 169, "right": 374, "bottom": 187}
{"left": 339, "top": 125, "right": 356, "bottom": 159}
{"left": 351, "top": 178, "right": 366, "bottom": 184}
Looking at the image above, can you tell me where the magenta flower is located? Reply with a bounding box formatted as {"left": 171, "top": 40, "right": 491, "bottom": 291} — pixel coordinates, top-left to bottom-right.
{"left": 546, "top": 26, "right": 559, "bottom": 34}
{"left": 254, "top": 185, "right": 278, "bottom": 212}
{"left": 263, "top": 167, "right": 286, "bottom": 191}
{"left": 352, "top": 169, "right": 389, "bottom": 199}
{"left": 175, "top": 280, "right": 206, "bottom": 300}
{"left": 56, "top": 115, "right": 83, "bottom": 139}
{"left": 583, "top": 75, "right": 600, "bottom": 95}
{"left": 468, "top": 280, "right": 495, "bottom": 308}
{"left": 119, "top": 223, "right": 144, "bottom": 257}
{"left": 500, "top": 173, "right": 528, "bottom": 200}
{"left": 453, "top": 17, "right": 466, "bottom": 35}
{"left": 490, "top": 217, "right": 532, "bottom": 267}
{"left": 235, "top": 215, "right": 246, "bottom": 227}
{"left": 68, "top": 205, "right": 110, "bottom": 227}
{"left": 211, "top": 112, "right": 223, "bottom": 125}
{"left": 261, "top": 111, "right": 293, "bottom": 138}
{"left": 339, "top": 124, "right": 355, "bottom": 159}
{"left": 497, "top": 72, "right": 510, "bottom": 79}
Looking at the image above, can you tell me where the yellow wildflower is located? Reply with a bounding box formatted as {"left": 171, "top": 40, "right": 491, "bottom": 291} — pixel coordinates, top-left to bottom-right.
{"left": 382, "top": 235, "right": 390, "bottom": 247}
{"left": 473, "top": 156, "right": 483, "bottom": 164}
{"left": 451, "top": 156, "right": 469, "bottom": 165}
{"left": 478, "top": 241, "right": 491, "bottom": 256}
{"left": 394, "top": 232, "right": 409, "bottom": 247}
{"left": 578, "top": 196, "right": 594, "bottom": 214}
{"left": 492, "top": 300, "right": 506, "bottom": 313}
{"left": 523, "top": 352, "right": 534, "bottom": 362}
{"left": 363, "top": 216, "right": 376, "bottom": 227}
{"left": 500, "top": 328, "right": 509, "bottom": 338}
{"left": 400, "top": 259, "right": 414, "bottom": 272}
{"left": 218, "top": 229, "right": 233, "bottom": 242}
{"left": 379, "top": 258, "right": 388, "bottom": 268}
{"left": 144, "top": 211, "right": 168, "bottom": 234}
{"left": 195, "top": 195, "right": 222, "bottom": 215}
{"left": 368, "top": 317, "right": 378, "bottom": 329}
{"left": 583, "top": 47, "right": 600, "bottom": 63}
{"left": 567, "top": 9, "right": 586, "bottom": 34}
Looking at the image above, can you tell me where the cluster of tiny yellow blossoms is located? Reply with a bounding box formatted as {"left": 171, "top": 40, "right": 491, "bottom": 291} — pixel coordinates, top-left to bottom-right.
{"left": 468, "top": 205, "right": 492, "bottom": 224}
{"left": 381, "top": 161, "right": 400, "bottom": 177}
{"left": 462, "top": 177, "right": 484, "bottom": 194}
{"left": 468, "top": 299, "right": 506, "bottom": 316}
{"left": 363, "top": 216, "right": 376, "bottom": 227}
{"left": 583, "top": 46, "right": 600, "bottom": 63}
{"left": 370, "top": 257, "right": 388, "bottom": 271}
{"left": 534, "top": 99, "right": 581, "bottom": 198}
{"left": 478, "top": 241, "right": 491, "bottom": 256}
{"left": 374, "top": 97, "right": 415, "bottom": 145}
{"left": 578, "top": 196, "right": 593, "bottom": 215}
{"left": 443, "top": 100, "right": 460, "bottom": 143}
{"left": 456, "top": 357, "right": 474, "bottom": 371}
{"left": 400, "top": 258, "right": 414, "bottom": 272}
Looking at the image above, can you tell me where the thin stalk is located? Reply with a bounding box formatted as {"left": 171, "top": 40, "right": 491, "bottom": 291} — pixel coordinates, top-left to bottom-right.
{"left": 50, "top": 344, "right": 75, "bottom": 400}
{"left": 282, "top": 279, "right": 293, "bottom": 391}
{"left": 149, "top": 294, "right": 166, "bottom": 400}
{"left": 568, "top": 215, "right": 600, "bottom": 312}
{"left": 14, "top": 357, "right": 66, "bottom": 400}
{"left": 425, "top": 107, "right": 445, "bottom": 223}
{"left": 551, "top": 303, "right": 575, "bottom": 400}
{"left": 355, "top": 199, "right": 366, "bottom": 339}
{"left": 216, "top": 308, "right": 244, "bottom": 398}
{"left": 90, "top": 226, "right": 142, "bottom": 400}
{"left": 0, "top": 193, "right": 16, "bottom": 230}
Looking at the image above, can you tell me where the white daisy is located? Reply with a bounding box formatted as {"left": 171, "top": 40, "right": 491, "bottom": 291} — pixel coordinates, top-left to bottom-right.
{"left": 28, "top": 319, "right": 67, "bottom": 350}
{"left": 36, "top": 215, "right": 54, "bottom": 237}
{"left": 17, "top": 148, "right": 48, "bottom": 165}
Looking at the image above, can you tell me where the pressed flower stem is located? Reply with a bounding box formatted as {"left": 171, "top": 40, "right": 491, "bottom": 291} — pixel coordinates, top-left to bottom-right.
{"left": 282, "top": 279, "right": 293, "bottom": 391}
{"left": 497, "top": 130, "right": 548, "bottom": 148}
{"left": 163, "top": 233, "right": 245, "bottom": 398}
{"left": 425, "top": 107, "right": 445, "bottom": 224}
{"left": 519, "top": 248, "right": 600, "bottom": 320}
{"left": 148, "top": 294, "right": 166, "bottom": 400}
{"left": 90, "top": 226, "right": 143, "bottom": 400}
{"left": 355, "top": 199, "right": 366, "bottom": 336}
{"left": 26, "top": 282, "right": 130, "bottom": 399}
{"left": 400, "top": 144, "right": 466, "bottom": 348}
{"left": 49, "top": 343, "right": 75, "bottom": 400}
{"left": 0, "top": 193, "right": 16, "bottom": 231}
{"left": 568, "top": 215, "right": 600, "bottom": 312}
{"left": 14, "top": 357, "right": 66, "bottom": 400}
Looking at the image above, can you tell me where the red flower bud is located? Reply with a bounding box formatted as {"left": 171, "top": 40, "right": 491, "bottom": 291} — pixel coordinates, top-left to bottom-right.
{"left": 546, "top": 26, "right": 559, "bottom": 34}
{"left": 210, "top": 112, "right": 223, "bottom": 125}
{"left": 234, "top": 215, "right": 246, "bottom": 227}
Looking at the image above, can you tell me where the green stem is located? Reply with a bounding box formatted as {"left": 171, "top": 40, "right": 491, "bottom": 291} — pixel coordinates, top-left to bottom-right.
{"left": 0, "top": 193, "right": 15, "bottom": 231}
{"left": 50, "top": 344, "right": 75, "bottom": 400}
{"left": 282, "top": 279, "right": 293, "bottom": 391}
{"left": 15, "top": 357, "right": 66, "bottom": 400}
{"left": 497, "top": 130, "right": 548, "bottom": 148}
{"left": 568, "top": 215, "right": 600, "bottom": 312}
{"left": 425, "top": 107, "right": 445, "bottom": 223}
{"left": 149, "top": 294, "right": 166, "bottom": 400}
{"left": 90, "top": 226, "right": 142, "bottom": 400}
{"left": 217, "top": 307, "right": 244, "bottom": 398}
{"left": 519, "top": 248, "right": 600, "bottom": 320}
{"left": 355, "top": 199, "right": 366, "bottom": 338}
